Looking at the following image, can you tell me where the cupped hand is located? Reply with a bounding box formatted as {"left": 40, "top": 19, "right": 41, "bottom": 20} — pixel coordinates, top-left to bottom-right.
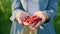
{"left": 16, "top": 11, "right": 30, "bottom": 25}
{"left": 29, "top": 11, "right": 49, "bottom": 30}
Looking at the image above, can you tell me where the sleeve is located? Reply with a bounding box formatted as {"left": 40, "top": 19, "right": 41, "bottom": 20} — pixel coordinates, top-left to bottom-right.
{"left": 10, "top": 0, "right": 24, "bottom": 21}
{"left": 42, "top": 0, "right": 58, "bottom": 25}
{"left": 43, "top": 0, "right": 58, "bottom": 19}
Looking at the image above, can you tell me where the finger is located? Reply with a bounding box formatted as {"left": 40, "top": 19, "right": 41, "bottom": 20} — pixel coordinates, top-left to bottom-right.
{"left": 23, "top": 22, "right": 29, "bottom": 26}
{"left": 28, "top": 26, "right": 35, "bottom": 30}
{"left": 41, "top": 18, "right": 46, "bottom": 23}
{"left": 32, "top": 18, "right": 45, "bottom": 28}
{"left": 29, "top": 22, "right": 37, "bottom": 27}
{"left": 34, "top": 21, "right": 42, "bottom": 28}
{"left": 17, "top": 15, "right": 23, "bottom": 25}
{"left": 18, "top": 19, "right": 23, "bottom": 25}
{"left": 28, "top": 22, "right": 36, "bottom": 30}
{"left": 28, "top": 22, "right": 37, "bottom": 30}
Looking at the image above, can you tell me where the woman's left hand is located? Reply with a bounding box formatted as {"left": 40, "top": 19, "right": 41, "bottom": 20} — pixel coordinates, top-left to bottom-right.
{"left": 29, "top": 11, "right": 49, "bottom": 30}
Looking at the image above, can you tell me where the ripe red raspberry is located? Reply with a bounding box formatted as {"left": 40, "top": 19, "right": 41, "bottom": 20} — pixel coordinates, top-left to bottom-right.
{"left": 26, "top": 16, "right": 30, "bottom": 19}
{"left": 23, "top": 18, "right": 27, "bottom": 22}
{"left": 23, "top": 16, "right": 30, "bottom": 22}
{"left": 26, "top": 19, "right": 30, "bottom": 23}
{"left": 30, "top": 16, "right": 37, "bottom": 19}
{"left": 29, "top": 19, "right": 34, "bottom": 24}
{"left": 23, "top": 16, "right": 42, "bottom": 26}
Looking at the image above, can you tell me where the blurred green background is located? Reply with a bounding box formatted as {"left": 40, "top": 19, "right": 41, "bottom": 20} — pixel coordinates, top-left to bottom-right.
{"left": 0, "top": 0, "right": 60, "bottom": 34}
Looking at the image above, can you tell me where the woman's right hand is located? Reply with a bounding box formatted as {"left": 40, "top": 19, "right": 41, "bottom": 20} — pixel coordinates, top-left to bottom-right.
{"left": 16, "top": 11, "right": 30, "bottom": 25}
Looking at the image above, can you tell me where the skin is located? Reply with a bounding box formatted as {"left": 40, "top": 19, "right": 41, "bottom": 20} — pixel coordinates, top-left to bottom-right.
{"left": 16, "top": 11, "right": 30, "bottom": 25}
{"left": 16, "top": 11, "right": 49, "bottom": 30}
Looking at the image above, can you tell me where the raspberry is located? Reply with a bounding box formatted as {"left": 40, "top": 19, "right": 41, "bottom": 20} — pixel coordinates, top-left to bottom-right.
{"left": 26, "top": 16, "right": 30, "bottom": 19}
{"left": 23, "top": 16, "right": 42, "bottom": 26}
{"left": 23, "top": 18, "right": 27, "bottom": 22}
{"left": 26, "top": 19, "right": 30, "bottom": 23}
{"left": 29, "top": 19, "right": 34, "bottom": 24}
{"left": 30, "top": 16, "right": 37, "bottom": 19}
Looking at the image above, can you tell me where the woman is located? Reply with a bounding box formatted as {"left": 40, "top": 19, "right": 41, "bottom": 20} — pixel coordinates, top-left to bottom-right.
{"left": 10, "top": 0, "right": 58, "bottom": 34}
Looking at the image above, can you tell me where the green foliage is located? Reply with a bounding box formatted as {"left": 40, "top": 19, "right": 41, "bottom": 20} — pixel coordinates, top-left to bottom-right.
{"left": 53, "top": 1, "right": 60, "bottom": 34}
{"left": 0, "top": 0, "right": 60, "bottom": 34}
{"left": 0, "top": 0, "right": 12, "bottom": 34}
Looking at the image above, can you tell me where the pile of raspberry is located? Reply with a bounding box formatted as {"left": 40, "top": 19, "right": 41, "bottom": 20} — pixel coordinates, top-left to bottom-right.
{"left": 23, "top": 16, "right": 42, "bottom": 26}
